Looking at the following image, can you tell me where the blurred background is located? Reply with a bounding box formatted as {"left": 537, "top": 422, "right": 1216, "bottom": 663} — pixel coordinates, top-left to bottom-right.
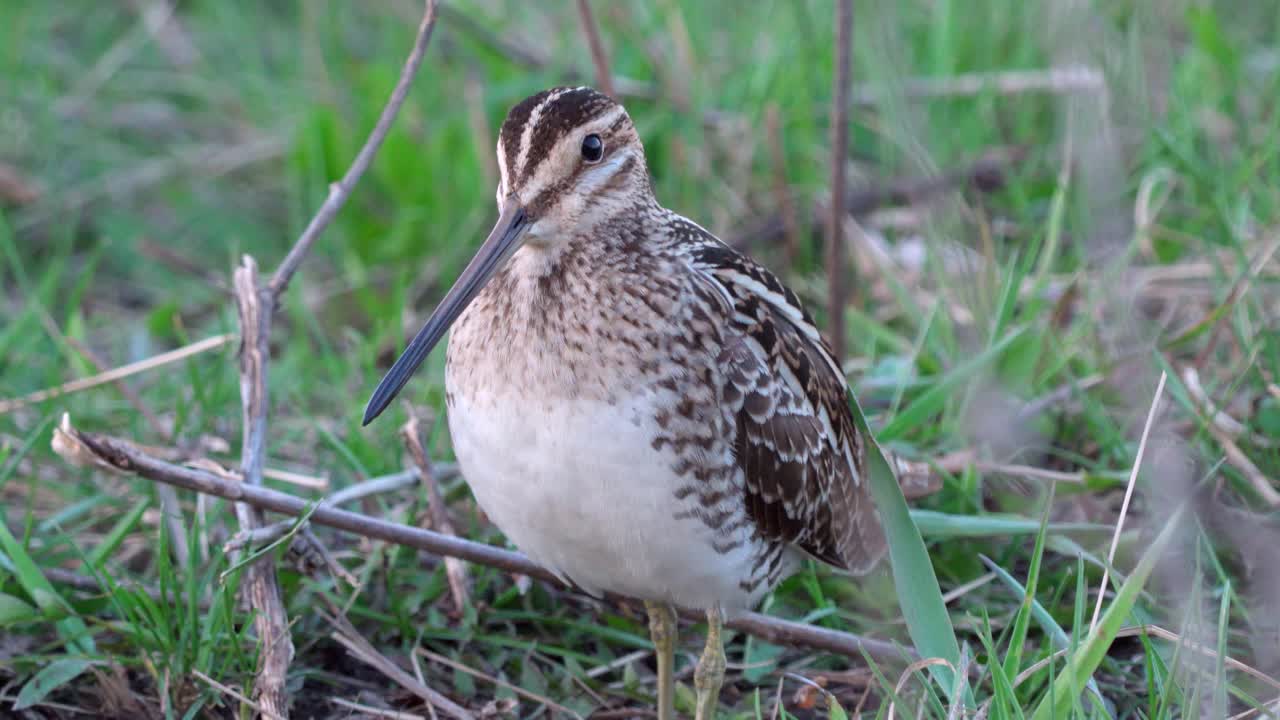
{"left": 2, "top": 1, "right": 1280, "bottom": 717}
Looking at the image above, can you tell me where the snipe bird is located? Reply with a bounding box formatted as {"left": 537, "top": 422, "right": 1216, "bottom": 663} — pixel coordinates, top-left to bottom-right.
{"left": 364, "top": 86, "right": 888, "bottom": 720}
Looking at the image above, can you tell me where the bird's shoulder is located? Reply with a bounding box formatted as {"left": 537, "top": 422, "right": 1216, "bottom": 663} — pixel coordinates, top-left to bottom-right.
{"left": 661, "top": 212, "right": 887, "bottom": 573}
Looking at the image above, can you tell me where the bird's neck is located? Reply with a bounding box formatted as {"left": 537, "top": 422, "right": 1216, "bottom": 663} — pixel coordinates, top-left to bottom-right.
{"left": 447, "top": 202, "right": 679, "bottom": 403}
{"left": 505, "top": 200, "right": 666, "bottom": 293}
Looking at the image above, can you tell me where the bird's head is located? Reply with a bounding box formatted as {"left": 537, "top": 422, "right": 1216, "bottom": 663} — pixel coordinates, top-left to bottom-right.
{"left": 363, "top": 86, "right": 649, "bottom": 424}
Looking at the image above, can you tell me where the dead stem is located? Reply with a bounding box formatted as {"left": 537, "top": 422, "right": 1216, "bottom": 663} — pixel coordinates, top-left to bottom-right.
{"left": 401, "top": 410, "right": 472, "bottom": 611}
{"left": 574, "top": 0, "right": 615, "bottom": 98}
{"left": 826, "top": 0, "right": 854, "bottom": 360}
{"left": 53, "top": 415, "right": 914, "bottom": 665}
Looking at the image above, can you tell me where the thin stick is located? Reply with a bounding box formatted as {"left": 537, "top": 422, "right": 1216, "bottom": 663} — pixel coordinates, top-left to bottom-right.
{"left": 329, "top": 697, "right": 426, "bottom": 720}
{"left": 826, "top": 0, "right": 854, "bottom": 361}
{"left": 267, "top": 0, "right": 439, "bottom": 299}
{"left": 402, "top": 412, "right": 471, "bottom": 611}
{"left": 128, "top": 0, "right": 201, "bottom": 69}
{"left": 1205, "top": 420, "right": 1280, "bottom": 507}
{"left": 417, "top": 646, "right": 582, "bottom": 719}
{"left": 764, "top": 104, "right": 800, "bottom": 266}
{"left": 17, "top": 137, "right": 286, "bottom": 233}
{"left": 231, "top": 256, "right": 293, "bottom": 719}
{"left": 330, "top": 618, "right": 474, "bottom": 720}
{"left": 850, "top": 65, "right": 1104, "bottom": 106}
{"left": 574, "top": 0, "right": 615, "bottom": 97}
{"left": 191, "top": 669, "right": 286, "bottom": 720}
{"left": 222, "top": 4, "right": 438, "bottom": 712}
{"left": 223, "top": 469, "right": 432, "bottom": 552}
{"left": 261, "top": 466, "right": 330, "bottom": 490}
{"left": 53, "top": 417, "right": 914, "bottom": 665}
{"left": 1088, "top": 371, "right": 1166, "bottom": 633}
{"left": 0, "top": 333, "right": 233, "bottom": 414}
{"left": 44, "top": 317, "right": 189, "bottom": 568}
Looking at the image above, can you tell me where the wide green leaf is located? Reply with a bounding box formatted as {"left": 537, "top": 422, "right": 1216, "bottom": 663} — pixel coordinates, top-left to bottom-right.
{"left": 0, "top": 592, "right": 38, "bottom": 626}
{"left": 850, "top": 393, "right": 967, "bottom": 701}
{"left": 14, "top": 658, "right": 91, "bottom": 710}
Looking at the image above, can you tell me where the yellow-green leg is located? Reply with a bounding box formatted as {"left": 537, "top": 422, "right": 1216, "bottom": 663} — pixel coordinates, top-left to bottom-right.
{"left": 645, "top": 601, "right": 677, "bottom": 720}
{"left": 694, "top": 607, "right": 726, "bottom": 720}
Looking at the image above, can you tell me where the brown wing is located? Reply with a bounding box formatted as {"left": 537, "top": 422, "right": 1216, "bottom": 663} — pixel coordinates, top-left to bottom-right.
{"left": 690, "top": 238, "right": 887, "bottom": 574}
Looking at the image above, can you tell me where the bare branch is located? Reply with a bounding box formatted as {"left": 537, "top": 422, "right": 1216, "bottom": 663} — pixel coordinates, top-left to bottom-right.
{"left": 232, "top": 256, "right": 293, "bottom": 718}
{"left": 53, "top": 417, "right": 914, "bottom": 665}
{"left": 574, "top": 0, "right": 615, "bottom": 97}
{"left": 267, "top": 0, "right": 440, "bottom": 299}
{"left": 825, "top": 0, "right": 854, "bottom": 360}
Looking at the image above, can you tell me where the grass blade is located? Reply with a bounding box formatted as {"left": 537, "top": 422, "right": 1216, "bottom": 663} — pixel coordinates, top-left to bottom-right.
{"left": 910, "top": 509, "right": 1107, "bottom": 538}
{"left": 878, "top": 327, "right": 1026, "bottom": 442}
{"left": 0, "top": 517, "right": 95, "bottom": 653}
{"left": 1029, "top": 505, "right": 1188, "bottom": 720}
{"left": 85, "top": 498, "right": 148, "bottom": 570}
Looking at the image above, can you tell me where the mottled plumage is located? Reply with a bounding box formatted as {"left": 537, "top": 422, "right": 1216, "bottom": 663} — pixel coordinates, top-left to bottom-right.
{"left": 364, "top": 86, "right": 889, "bottom": 720}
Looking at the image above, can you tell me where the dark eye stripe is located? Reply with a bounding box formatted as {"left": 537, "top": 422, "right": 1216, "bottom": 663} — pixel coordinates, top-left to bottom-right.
{"left": 517, "top": 88, "right": 617, "bottom": 183}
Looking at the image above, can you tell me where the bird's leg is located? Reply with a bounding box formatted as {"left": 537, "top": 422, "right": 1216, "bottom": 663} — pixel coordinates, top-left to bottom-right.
{"left": 694, "top": 606, "right": 726, "bottom": 720}
{"left": 645, "top": 601, "right": 677, "bottom": 720}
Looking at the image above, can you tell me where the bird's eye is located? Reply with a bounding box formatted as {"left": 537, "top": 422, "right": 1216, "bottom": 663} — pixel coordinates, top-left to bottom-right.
{"left": 581, "top": 134, "right": 604, "bottom": 163}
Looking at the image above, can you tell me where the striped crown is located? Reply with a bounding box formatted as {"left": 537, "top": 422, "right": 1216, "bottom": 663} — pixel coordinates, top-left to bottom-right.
{"left": 494, "top": 87, "right": 650, "bottom": 218}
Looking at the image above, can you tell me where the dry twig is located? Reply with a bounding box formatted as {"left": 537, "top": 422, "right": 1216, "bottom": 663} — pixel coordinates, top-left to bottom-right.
{"left": 1088, "top": 371, "right": 1166, "bottom": 633}
{"left": 231, "top": 256, "right": 293, "bottom": 718}
{"left": 53, "top": 416, "right": 914, "bottom": 665}
{"left": 53, "top": 327, "right": 190, "bottom": 567}
{"left": 223, "top": 3, "right": 441, "bottom": 714}
{"left": 267, "top": 0, "right": 439, "bottom": 300}
{"left": 401, "top": 411, "right": 472, "bottom": 611}
{"left": 417, "top": 647, "right": 581, "bottom": 719}
{"left": 764, "top": 105, "right": 800, "bottom": 265}
{"left": 127, "top": 0, "right": 201, "bottom": 69}
{"left": 223, "top": 468, "right": 435, "bottom": 552}
{"left": 574, "top": 0, "right": 615, "bottom": 97}
{"left": 0, "top": 333, "right": 233, "bottom": 415}
{"left": 826, "top": 0, "right": 854, "bottom": 360}
{"left": 851, "top": 65, "right": 1103, "bottom": 106}
{"left": 329, "top": 614, "right": 474, "bottom": 720}
{"left": 736, "top": 148, "right": 1021, "bottom": 250}
{"left": 330, "top": 697, "right": 427, "bottom": 720}
{"left": 16, "top": 136, "right": 287, "bottom": 232}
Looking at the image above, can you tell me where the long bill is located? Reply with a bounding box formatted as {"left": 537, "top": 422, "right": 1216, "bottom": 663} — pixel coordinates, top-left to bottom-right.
{"left": 362, "top": 200, "right": 530, "bottom": 425}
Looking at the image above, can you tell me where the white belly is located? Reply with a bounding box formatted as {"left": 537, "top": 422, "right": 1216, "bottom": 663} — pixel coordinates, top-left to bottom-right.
{"left": 447, "top": 386, "right": 764, "bottom": 611}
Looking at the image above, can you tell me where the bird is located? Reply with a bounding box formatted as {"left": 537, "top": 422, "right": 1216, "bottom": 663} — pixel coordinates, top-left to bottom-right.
{"left": 363, "top": 86, "right": 888, "bottom": 720}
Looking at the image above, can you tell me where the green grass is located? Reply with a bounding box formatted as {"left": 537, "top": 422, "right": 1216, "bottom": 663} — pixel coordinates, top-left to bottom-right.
{"left": 4, "top": 0, "right": 1280, "bottom": 717}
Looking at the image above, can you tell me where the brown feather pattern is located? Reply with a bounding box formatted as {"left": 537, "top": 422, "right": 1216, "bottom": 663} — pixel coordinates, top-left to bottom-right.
{"left": 681, "top": 224, "right": 887, "bottom": 574}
